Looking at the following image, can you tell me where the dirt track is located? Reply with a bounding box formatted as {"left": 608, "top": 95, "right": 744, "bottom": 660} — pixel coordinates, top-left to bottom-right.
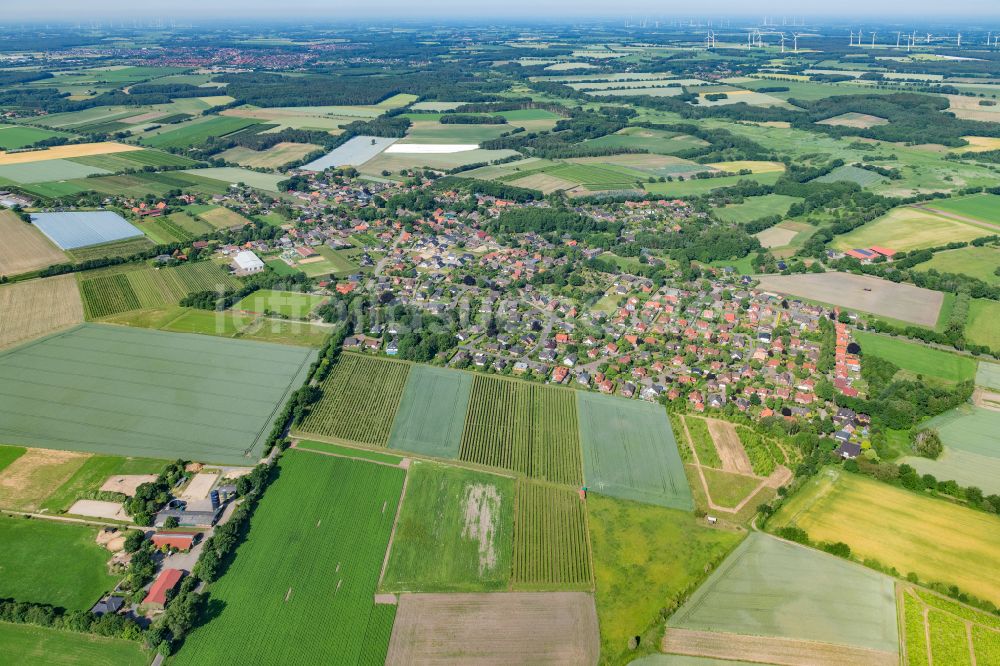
{"left": 706, "top": 419, "right": 753, "bottom": 476}
{"left": 663, "top": 628, "right": 897, "bottom": 666}
{"left": 386, "top": 592, "right": 599, "bottom": 665}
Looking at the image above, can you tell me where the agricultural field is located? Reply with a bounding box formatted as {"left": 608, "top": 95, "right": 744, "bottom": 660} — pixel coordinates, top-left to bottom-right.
{"left": 0, "top": 514, "right": 118, "bottom": 610}
{"left": 713, "top": 194, "right": 801, "bottom": 223}
{"left": 735, "top": 427, "right": 785, "bottom": 477}
{"left": 903, "top": 404, "right": 1000, "bottom": 494}
{"left": 232, "top": 289, "right": 326, "bottom": 318}
{"left": 0, "top": 141, "right": 140, "bottom": 166}
{"left": 142, "top": 116, "right": 260, "bottom": 149}
{"left": 0, "top": 124, "right": 68, "bottom": 149}
{"left": 0, "top": 448, "right": 90, "bottom": 512}
{"left": 966, "top": 299, "right": 1000, "bottom": 352}
{"left": 582, "top": 126, "right": 708, "bottom": 155}
{"left": 69, "top": 149, "right": 197, "bottom": 172}
{"left": 683, "top": 415, "right": 724, "bottom": 468}
{"left": 357, "top": 147, "right": 519, "bottom": 176}
{"left": 173, "top": 450, "right": 405, "bottom": 664}
{"left": 977, "top": 362, "right": 1000, "bottom": 390}
{"left": 755, "top": 272, "right": 944, "bottom": 327}
{"left": 295, "top": 439, "right": 403, "bottom": 465}
{"left": 303, "top": 135, "right": 398, "bottom": 170}
{"left": 577, "top": 392, "right": 692, "bottom": 510}
{"left": 0, "top": 622, "right": 148, "bottom": 666}
{"left": 643, "top": 170, "right": 783, "bottom": 197}
{"left": 901, "top": 586, "right": 1000, "bottom": 666}
{"left": 666, "top": 532, "right": 898, "bottom": 659}
{"left": 0, "top": 159, "right": 108, "bottom": 184}
{"left": 588, "top": 495, "right": 743, "bottom": 661}
{"left": 237, "top": 318, "right": 331, "bottom": 348}
{"left": 65, "top": 236, "right": 156, "bottom": 263}
{"left": 832, "top": 206, "right": 994, "bottom": 253}
{"left": 913, "top": 245, "right": 1000, "bottom": 285}
{"left": 813, "top": 164, "right": 887, "bottom": 186}
{"left": 181, "top": 167, "right": 285, "bottom": 192}
{"left": 38, "top": 453, "right": 168, "bottom": 513}
{"left": 700, "top": 468, "right": 762, "bottom": 508}
{"left": 0, "top": 210, "right": 68, "bottom": 277}
{"left": 922, "top": 193, "right": 1000, "bottom": 225}
{"left": 754, "top": 220, "right": 813, "bottom": 250}
{"left": 460, "top": 374, "right": 582, "bottom": 485}
{"left": 512, "top": 481, "right": 592, "bottom": 589}
{"left": 297, "top": 353, "right": 411, "bottom": 447}
{"left": 0, "top": 324, "right": 315, "bottom": 463}
{"left": 218, "top": 142, "right": 320, "bottom": 168}
{"left": 381, "top": 462, "right": 514, "bottom": 592}
{"left": 770, "top": 468, "right": 1000, "bottom": 605}
{"left": 387, "top": 365, "right": 473, "bottom": 459}
{"left": 30, "top": 211, "right": 143, "bottom": 251}
{"left": 816, "top": 112, "right": 889, "bottom": 128}
{"left": 0, "top": 275, "right": 84, "bottom": 350}
{"left": 386, "top": 592, "right": 600, "bottom": 664}
{"left": 854, "top": 330, "right": 977, "bottom": 383}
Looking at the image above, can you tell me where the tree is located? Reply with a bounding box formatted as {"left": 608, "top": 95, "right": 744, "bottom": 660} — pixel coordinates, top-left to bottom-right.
{"left": 164, "top": 516, "right": 179, "bottom": 529}
{"left": 913, "top": 429, "right": 943, "bottom": 459}
{"left": 123, "top": 530, "right": 146, "bottom": 553}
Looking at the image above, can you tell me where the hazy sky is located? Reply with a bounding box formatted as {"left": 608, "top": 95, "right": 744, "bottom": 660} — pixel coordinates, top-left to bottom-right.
{"left": 6, "top": 1, "right": 1000, "bottom": 21}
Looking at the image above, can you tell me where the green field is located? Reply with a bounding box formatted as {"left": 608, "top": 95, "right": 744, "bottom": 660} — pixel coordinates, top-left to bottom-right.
{"left": 854, "top": 331, "right": 977, "bottom": 383}
{"left": 966, "top": 299, "right": 1000, "bottom": 352}
{"left": 0, "top": 324, "right": 314, "bottom": 463}
{"left": 233, "top": 289, "right": 326, "bottom": 318}
{"left": 181, "top": 167, "right": 285, "bottom": 192}
{"left": 0, "top": 445, "right": 26, "bottom": 474}
{"left": 683, "top": 416, "right": 722, "bottom": 468}
{"left": 173, "top": 450, "right": 404, "bottom": 664}
{"left": 578, "top": 393, "right": 692, "bottom": 510}
{"left": 977, "top": 362, "right": 1000, "bottom": 390}
{"left": 926, "top": 193, "right": 1000, "bottom": 225}
{"left": 512, "top": 480, "right": 592, "bottom": 589}
{"left": 582, "top": 126, "right": 707, "bottom": 155}
{"left": 460, "top": 374, "right": 583, "bottom": 485}
{"left": 39, "top": 454, "right": 168, "bottom": 513}
{"left": 0, "top": 515, "right": 118, "bottom": 610}
{"left": 771, "top": 468, "right": 1000, "bottom": 606}
{"left": 903, "top": 404, "right": 1000, "bottom": 494}
{"left": 813, "top": 164, "right": 886, "bottom": 187}
{"left": 701, "top": 468, "right": 761, "bottom": 508}
{"left": 297, "top": 353, "right": 411, "bottom": 447}
{"left": 668, "top": 532, "right": 899, "bottom": 652}
{"left": 713, "top": 194, "right": 801, "bottom": 223}
{"left": 237, "top": 318, "right": 331, "bottom": 348}
{"left": 0, "top": 159, "right": 107, "bottom": 184}
{"left": 913, "top": 246, "right": 1000, "bottom": 285}
{"left": 833, "top": 207, "right": 992, "bottom": 253}
{"left": 143, "top": 116, "right": 260, "bottom": 149}
{"left": 902, "top": 586, "right": 1000, "bottom": 666}
{"left": 70, "top": 149, "right": 197, "bottom": 172}
{"left": 643, "top": 171, "right": 783, "bottom": 196}
{"left": 588, "top": 495, "right": 743, "bottom": 662}
{"left": 0, "top": 622, "right": 148, "bottom": 666}
{"left": 387, "top": 365, "right": 473, "bottom": 459}
{"left": 0, "top": 124, "right": 68, "bottom": 150}
{"left": 295, "top": 439, "right": 403, "bottom": 465}
{"left": 160, "top": 308, "right": 246, "bottom": 337}
{"left": 382, "top": 461, "right": 514, "bottom": 591}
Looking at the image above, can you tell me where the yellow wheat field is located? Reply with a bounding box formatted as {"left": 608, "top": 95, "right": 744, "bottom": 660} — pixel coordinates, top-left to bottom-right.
{"left": 0, "top": 142, "right": 140, "bottom": 166}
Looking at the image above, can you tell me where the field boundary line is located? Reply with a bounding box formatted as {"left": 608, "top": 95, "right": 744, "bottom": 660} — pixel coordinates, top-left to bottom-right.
{"left": 662, "top": 628, "right": 898, "bottom": 666}
{"left": 292, "top": 442, "right": 403, "bottom": 468}
{"left": 681, "top": 415, "right": 737, "bottom": 514}
{"left": 377, "top": 462, "right": 411, "bottom": 590}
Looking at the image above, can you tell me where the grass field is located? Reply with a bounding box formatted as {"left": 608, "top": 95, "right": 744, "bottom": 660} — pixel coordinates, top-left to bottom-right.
{"left": 924, "top": 193, "right": 1000, "bottom": 225}
{"left": 0, "top": 448, "right": 90, "bottom": 511}
{"left": 683, "top": 415, "right": 722, "bottom": 468}
{"left": 173, "top": 450, "right": 404, "bottom": 664}
{"left": 387, "top": 365, "right": 473, "bottom": 459}
{"left": 903, "top": 404, "right": 1000, "bottom": 494}
{"left": 196, "top": 206, "right": 252, "bottom": 230}
{"left": 0, "top": 159, "right": 108, "bottom": 184}
{"left": 39, "top": 453, "right": 168, "bottom": 513}
{"left": 833, "top": 207, "right": 993, "bottom": 253}
{"left": 160, "top": 308, "right": 246, "bottom": 337}
{"left": 142, "top": 116, "right": 259, "bottom": 149}
{"left": 218, "top": 142, "right": 320, "bottom": 168}
{"left": 0, "top": 210, "right": 67, "bottom": 277}
{"left": 771, "top": 468, "right": 1000, "bottom": 605}
{"left": 382, "top": 461, "right": 514, "bottom": 592}
{"left": 0, "top": 514, "right": 118, "bottom": 610}
{"left": 854, "top": 331, "right": 977, "bottom": 383}
{"left": 701, "top": 468, "right": 761, "bottom": 508}
{"left": 0, "top": 445, "right": 26, "bottom": 474}
{"left": 582, "top": 126, "right": 708, "bottom": 155}
{"left": 181, "top": 167, "right": 285, "bottom": 193}
{"left": 966, "top": 299, "right": 1000, "bottom": 352}
{"left": 578, "top": 393, "right": 692, "bottom": 510}
{"left": 65, "top": 237, "right": 156, "bottom": 263}
{"left": 297, "top": 353, "right": 410, "bottom": 447}
{"left": 814, "top": 164, "right": 886, "bottom": 187}
{"left": 512, "top": 480, "right": 592, "bottom": 590}
{"left": 460, "top": 374, "right": 583, "bottom": 485}
{"left": 977, "top": 362, "right": 1000, "bottom": 390}
{"left": 0, "top": 124, "right": 68, "bottom": 150}
{"left": 232, "top": 289, "right": 326, "bottom": 318}
{"left": 713, "top": 194, "right": 800, "bottom": 223}
{"left": 0, "top": 622, "right": 148, "bottom": 666}
{"left": 0, "top": 275, "right": 84, "bottom": 350}
{"left": 913, "top": 246, "right": 1000, "bottom": 285}
{"left": 755, "top": 272, "right": 943, "bottom": 328}
{"left": 295, "top": 439, "right": 403, "bottom": 465}
{"left": 237, "top": 318, "right": 331, "bottom": 348}
{"left": 588, "top": 495, "right": 743, "bottom": 662}
{"left": 643, "top": 171, "right": 783, "bottom": 196}
{"left": 0, "top": 324, "right": 314, "bottom": 463}
{"left": 668, "top": 532, "right": 899, "bottom": 652}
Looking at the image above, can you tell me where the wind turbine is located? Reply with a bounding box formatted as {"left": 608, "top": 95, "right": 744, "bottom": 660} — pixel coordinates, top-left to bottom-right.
{"left": 957, "top": 33, "right": 962, "bottom": 47}
{"left": 849, "top": 30, "right": 855, "bottom": 46}
{"left": 871, "top": 32, "right": 877, "bottom": 47}
{"left": 895, "top": 31, "right": 901, "bottom": 47}
{"left": 779, "top": 33, "right": 786, "bottom": 53}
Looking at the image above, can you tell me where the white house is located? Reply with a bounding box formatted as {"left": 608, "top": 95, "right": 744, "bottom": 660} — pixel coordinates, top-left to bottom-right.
{"left": 231, "top": 250, "right": 264, "bottom": 276}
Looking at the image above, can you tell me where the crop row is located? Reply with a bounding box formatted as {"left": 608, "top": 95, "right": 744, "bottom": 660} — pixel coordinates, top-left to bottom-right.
{"left": 903, "top": 592, "right": 930, "bottom": 666}
{"left": 512, "top": 481, "right": 592, "bottom": 588}
{"left": 298, "top": 354, "right": 411, "bottom": 447}
{"left": 79, "top": 273, "right": 140, "bottom": 319}
{"left": 737, "top": 427, "right": 782, "bottom": 477}
{"left": 460, "top": 375, "right": 582, "bottom": 485}
{"left": 357, "top": 604, "right": 397, "bottom": 666}
{"left": 928, "top": 609, "right": 973, "bottom": 665}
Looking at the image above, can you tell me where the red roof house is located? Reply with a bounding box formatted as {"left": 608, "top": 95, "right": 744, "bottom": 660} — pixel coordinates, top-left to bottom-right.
{"left": 151, "top": 531, "right": 199, "bottom": 552}
{"left": 143, "top": 569, "right": 183, "bottom": 610}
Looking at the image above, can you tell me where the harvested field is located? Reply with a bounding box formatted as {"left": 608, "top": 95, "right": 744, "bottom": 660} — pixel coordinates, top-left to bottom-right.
{"left": 0, "top": 141, "right": 139, "bottom": 165}
{"left": 0, "top": 324, "right": 315, "bottom": 464}
{"left": 833, "top": 207, "right": 995, "bottom": 253}
{"left": 0, "top": 210, "right": 67, "bottom": 276}
{"left": 960, "top": 135, "right": 1000, "bottom": 152}
{"left": 99, "top": 474, "right": 157, "bottom": 496}
{"left": 388, "top": 365, "right": 473, "bottom": 459}
{"left": 386, "top": 592, "right": 600, "bottom": 665}
{"left": 946, "top": 94, "right": 1000, "bottom": 121}
{"left": 668, "top": 533, "right": 899, "bottom": 652}
{"left": 771, "top": 468, "right": 1000, "bottom": 605}
{"left": 507, "top": 172, "right": 579, "bottom": 193}
{"left": 705, "top": 419, "right": 752, "bottom": 475}
{"left": 816, "top": 112, "right": 889, "bottom": 128}
{"left": 460, "top": 375, "right": 582, "bottom": 485}
{"left": 662, "top": 629, "right": 897, "bottom": 666}
{"left": 754, "top": 225, "right": 799, "bottom": 248}
{"left": 0, "top": 448, "right": 89, "bottom": 511}
{"left": 197, "top": 206, "right": 252, "bottom": 229}
{"left": 298, "top": 353, "right": 411, "bottom": 447}
{"left": 67, "top": 499, "right": 130, "bottom": 521}
{"left": 756, "top": 272, "right": 944, "bottom": 327}
{"left": 577, "top": 392, "right": 692, "bottom": 510}
{"left": 0, "top": 275, "right": 84, "bottom": 350}
{"left": 218, "top": 142, "right": 320, "bottom": 168}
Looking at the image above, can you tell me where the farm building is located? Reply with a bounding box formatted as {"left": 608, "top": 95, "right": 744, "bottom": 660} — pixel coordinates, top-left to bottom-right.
{"left": 154, "top": 507, "right": 221, "bottom": 528}
{"left": 231, "top": 250, "right": 265, "bottom": 276}
{"left": 836, "top": 442, "right": 862, "bottom": 459}
{"left": 143, "top": 569, "right": 184, "bottom": 610}
{"left": 91, "top": 596, "right": 125, "bottom": 616}
{"left": 151, "top": 531, "right": 200, "bottom": 551}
